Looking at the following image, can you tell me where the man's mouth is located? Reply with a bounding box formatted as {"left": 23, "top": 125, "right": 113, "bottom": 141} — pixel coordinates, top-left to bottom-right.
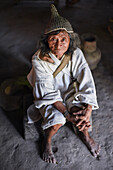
{"left": 54, "top": 49, "right": 61, "bottom": 51}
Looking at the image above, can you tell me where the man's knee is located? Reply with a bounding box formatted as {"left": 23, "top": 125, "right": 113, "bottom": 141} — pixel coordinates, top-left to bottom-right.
{"left": 70, "top": 106, "right": 82, "bottom": 113}
{"left": 52, "top": 124, "right": 63, "bottom": 132}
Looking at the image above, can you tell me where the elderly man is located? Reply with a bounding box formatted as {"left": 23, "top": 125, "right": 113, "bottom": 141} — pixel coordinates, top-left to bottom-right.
{"left": 27, "top": 4, "right": 100, "bottom": 164}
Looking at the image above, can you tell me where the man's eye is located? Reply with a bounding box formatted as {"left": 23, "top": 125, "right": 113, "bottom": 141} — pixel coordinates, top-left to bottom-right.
{"left": 62, "top": 38, "right": 66, "bottom": 42}
{"left": 51, "top": 38, "right": 57, "bottom": 41}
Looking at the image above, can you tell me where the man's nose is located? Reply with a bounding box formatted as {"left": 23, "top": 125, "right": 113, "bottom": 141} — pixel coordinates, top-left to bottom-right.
{"left": 55, "top": 40, "right": 61, "bottom": 49}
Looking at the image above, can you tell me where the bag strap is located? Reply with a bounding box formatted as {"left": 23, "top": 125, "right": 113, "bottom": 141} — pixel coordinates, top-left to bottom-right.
{"left": 53, "top": 54, "right": 71, "bottom": 78}
{"left": 70, "top": 61, "right": 77, "bottom": 82}
{"left": 37, "top": 51, "right": 71, "bottom": 78}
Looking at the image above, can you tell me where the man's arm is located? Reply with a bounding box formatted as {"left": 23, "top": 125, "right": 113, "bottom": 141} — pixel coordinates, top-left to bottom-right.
{"left": 53, "top": 101, "right": 67, "bottom": 113}
{"left": 53, "top": 101, "right": 83, "bottom": 124}
{"left": 53, "top": 101, "right": 92, "bottom": 131}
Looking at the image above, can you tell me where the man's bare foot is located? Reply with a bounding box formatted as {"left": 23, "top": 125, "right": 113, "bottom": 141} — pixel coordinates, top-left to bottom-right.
{"left": 83, "top": 134, "right": 101, "bottom": 158}
{"left": 42, "top": 124, "right": 62, "bottom": 163}
{"left": 42, "top": 143, "right": 56, "bottom": 163}
{"left": 73, "top": 127, "right": 101, "bottom": 158}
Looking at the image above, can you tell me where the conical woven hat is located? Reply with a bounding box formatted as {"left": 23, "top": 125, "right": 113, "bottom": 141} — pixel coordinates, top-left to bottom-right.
{"left": 45, "top": 4, "right": 74, "bottom": 34}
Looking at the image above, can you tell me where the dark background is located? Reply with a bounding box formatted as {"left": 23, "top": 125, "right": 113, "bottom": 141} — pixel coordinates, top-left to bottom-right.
{"left": 0, "top": 0, "right": 113, "bottom": 169}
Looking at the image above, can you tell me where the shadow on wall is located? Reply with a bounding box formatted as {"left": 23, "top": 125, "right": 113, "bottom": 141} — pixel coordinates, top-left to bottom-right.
{"left": 0, "top": 5, "right": 50, "bottom": 82}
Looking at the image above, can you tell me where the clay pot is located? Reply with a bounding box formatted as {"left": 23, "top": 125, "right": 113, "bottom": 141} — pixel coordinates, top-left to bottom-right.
{"left": 108, "top": 19, "right": 113, "bottom": 37}
{"left": 81, "top": 33, "right": 101, "bottom": 70}
{"left": 81, "top": 33, "right": 97, "bottom": 53}
{"left": 83, "top": 48, "right": 101, "bottom": 70}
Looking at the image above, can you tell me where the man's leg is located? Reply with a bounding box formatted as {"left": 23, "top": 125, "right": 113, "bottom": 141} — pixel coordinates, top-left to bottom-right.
{"left": 43, "top": 124, "right": 62, "bottom": 163}
{"left": 70, "top": 106, "right": 100, "bottom": 158}
{"left": 73, "top": 126, "right": 100, "bottom": 158}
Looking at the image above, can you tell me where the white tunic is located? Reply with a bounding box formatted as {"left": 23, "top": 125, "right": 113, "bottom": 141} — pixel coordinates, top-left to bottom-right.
{"left": 27, "top": 48, "right": 99, "bottom": 129}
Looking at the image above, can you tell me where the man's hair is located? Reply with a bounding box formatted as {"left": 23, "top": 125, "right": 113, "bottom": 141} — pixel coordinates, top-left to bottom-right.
{"left": 38, "top": 30, "right": 80, "bottom": 57}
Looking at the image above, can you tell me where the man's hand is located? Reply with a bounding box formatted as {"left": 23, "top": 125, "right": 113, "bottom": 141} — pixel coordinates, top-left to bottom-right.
{"left": 72, "top": 104, "right": 92, "bottom": 131}
{"left": 65, "top": 109, "right": 83, "bottom": 124}
{"left": 39, "top": 53, "right": 54, "bottom": 63}
{"left": 53, "top": 101, "right": 92, "bottom": 131}
{"left": 53, "top": 101, "right": 83, "bottom": 125}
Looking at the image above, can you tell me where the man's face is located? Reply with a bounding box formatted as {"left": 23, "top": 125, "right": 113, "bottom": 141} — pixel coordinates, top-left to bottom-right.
{"left": 48, "top": 30, "right": 70, "bottom": 59}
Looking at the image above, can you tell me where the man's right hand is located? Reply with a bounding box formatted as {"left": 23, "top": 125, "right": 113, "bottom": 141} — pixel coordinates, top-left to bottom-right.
{"left": 65, "top": 112, "right": 82, "bottom": 124}
{"left": 39, "top": 53, "right": 54, "bottom": 63}
{"left": 66, "top": 113, "right": 91, "bottom": 131}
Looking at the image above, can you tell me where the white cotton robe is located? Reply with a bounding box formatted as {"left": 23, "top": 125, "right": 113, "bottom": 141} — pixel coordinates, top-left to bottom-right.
{"left": 27, "top": 48, "right": 99, "bottom": 130}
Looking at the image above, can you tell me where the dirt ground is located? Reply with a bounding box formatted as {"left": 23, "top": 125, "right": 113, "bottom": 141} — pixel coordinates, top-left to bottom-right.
{"left": 0, "top": 0, "right": 113, "bottom": 169}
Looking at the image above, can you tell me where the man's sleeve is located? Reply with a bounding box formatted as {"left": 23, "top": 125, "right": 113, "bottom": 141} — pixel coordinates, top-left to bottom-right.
{"left": 32, "top": 58, "right": 63, "bottom": 109}
{"left": 72, "top": 49, "right": 99, "bottom": 110}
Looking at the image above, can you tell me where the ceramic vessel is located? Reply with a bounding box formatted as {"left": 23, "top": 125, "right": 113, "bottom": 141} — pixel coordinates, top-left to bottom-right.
{"left": 81, "top": 33, "right": 101, "bottom": 70}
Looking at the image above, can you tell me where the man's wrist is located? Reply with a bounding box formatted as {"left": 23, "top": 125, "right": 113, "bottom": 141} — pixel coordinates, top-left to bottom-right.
{"left": 63, "top": 110, "right": 70, "bottom": 117}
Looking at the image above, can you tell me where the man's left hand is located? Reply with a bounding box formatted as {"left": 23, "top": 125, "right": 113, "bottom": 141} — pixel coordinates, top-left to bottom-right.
{"left": 72, "top": 104, "right": 92, "bottom": 131}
